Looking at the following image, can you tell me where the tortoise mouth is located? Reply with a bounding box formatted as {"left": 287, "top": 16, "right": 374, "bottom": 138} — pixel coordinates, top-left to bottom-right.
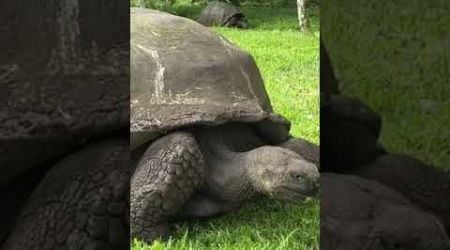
{"left": 277, "top": 187, "right": 307, "bottom": 202}
{"left": 273, "top": 182, "right": 318, "bottom": 202}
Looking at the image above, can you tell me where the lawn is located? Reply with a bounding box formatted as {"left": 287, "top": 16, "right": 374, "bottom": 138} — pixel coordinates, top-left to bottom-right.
{"left": 322, "top": 0, "right": 449, "bottom": 170}
{"left": 131, "top": 3, "right": 320, "bottom": 250}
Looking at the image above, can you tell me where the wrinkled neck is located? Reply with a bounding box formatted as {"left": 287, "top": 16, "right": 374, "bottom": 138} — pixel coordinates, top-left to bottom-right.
{"left": 188, "top": 125, "right": 267, "bottom": 201}
{"left": 202, "top": 140, "right": 260, "bottom": 201}
{"left": 242, "top": 148, "right": 272, "bottom": 195}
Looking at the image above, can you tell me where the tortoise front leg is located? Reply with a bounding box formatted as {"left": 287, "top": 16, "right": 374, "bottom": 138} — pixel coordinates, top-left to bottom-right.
{"left": 130, "top": 132, "right": 205, "bottom": 243}
{"left": 277, "top": 137, "right": 319, "bottom": 167}
{"left": 3, "top": 138, "right": 129, "bottom": 250}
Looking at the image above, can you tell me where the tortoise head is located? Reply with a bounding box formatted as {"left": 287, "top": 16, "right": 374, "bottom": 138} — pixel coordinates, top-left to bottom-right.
{"left": 225, "top": 14, "right": 248, "bottom": 29}
{"left": 248, "top": 146, "right": 319, "bottom": 202}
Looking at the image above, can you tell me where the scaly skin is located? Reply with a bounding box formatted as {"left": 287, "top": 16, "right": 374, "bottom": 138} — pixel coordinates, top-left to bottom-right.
{"left": 130, "top": 132, "right": 205, "bottom": 242}
{"left": 3, "top": 138, "right": 129, "bottom": 250}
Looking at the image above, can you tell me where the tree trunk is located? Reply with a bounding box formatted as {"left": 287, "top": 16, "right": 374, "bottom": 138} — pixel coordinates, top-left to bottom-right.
{"left": 297, "top": 0, "right": 308, "bottom": 32}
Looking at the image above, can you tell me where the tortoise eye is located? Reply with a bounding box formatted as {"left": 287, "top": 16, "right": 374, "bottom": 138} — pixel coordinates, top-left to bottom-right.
{"left": 291, "top": 173, "right": 303, "bottom": 181}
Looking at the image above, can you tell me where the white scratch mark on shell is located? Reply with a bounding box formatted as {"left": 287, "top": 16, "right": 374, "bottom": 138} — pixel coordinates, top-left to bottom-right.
{"left": 218, "top": 36, "right": 234, "bottom": 56}
{"left": 134, "top": 44, "right": 205, "bottom": 106}
{"left": 240, "top": 67, "right": 257, "bottom": 99}
{"left": 136, "top": 44, "right": 166, "bottom": 105}
{"left": 130, "top": 99, "right": 139, "bottom": 108}
{"left": 150, "top": 30, "right": 161, "bottom": 37}
{"left": 46, "top": 0, "right": 82, "bottom": 75}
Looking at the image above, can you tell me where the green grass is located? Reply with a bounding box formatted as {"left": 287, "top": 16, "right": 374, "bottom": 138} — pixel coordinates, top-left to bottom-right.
{"left": 132, "top": 4, "right": 320, "bottom": 250}
{"left": 322, "top": 0, "right": 449, "bottom": 170}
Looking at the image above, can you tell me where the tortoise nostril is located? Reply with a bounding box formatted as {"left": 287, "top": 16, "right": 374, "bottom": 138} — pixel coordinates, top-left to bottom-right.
{"left": 291, "top": 172, "right": 303, "bottom": 181}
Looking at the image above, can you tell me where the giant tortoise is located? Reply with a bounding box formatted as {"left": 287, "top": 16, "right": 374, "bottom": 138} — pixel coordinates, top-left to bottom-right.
{"left": 130, "top": 8, "right": 319, "bottom": 243}
{"left": 1, "top": 1, "right": 129, "bottom": 249}
{"left": 197, "top": 1, "right": 248, "bottom": 28}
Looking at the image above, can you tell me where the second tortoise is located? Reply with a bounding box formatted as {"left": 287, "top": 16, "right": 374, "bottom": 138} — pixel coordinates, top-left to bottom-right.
{"left": 197, "top": 1, "right": 248, "bottom": 28}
